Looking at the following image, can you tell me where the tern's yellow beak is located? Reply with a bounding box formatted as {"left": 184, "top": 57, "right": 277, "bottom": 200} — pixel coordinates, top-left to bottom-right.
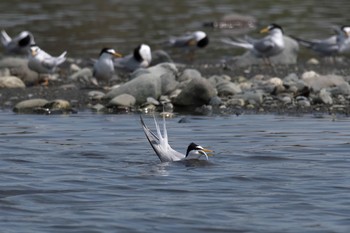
{"left": 113, "top": 52, "right": 122, "bottom": 58}
{"left": 260, "top": 27, "right": 270, "bottom": 34}
{"left": 202, "top": 148, "right": 214, "bottom": 156}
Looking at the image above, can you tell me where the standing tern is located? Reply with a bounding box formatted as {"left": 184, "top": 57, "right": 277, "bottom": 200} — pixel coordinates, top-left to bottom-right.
{"left": 222, "top": 23, "right": 285, "bottom": 64}
{"left": 28, "top": 45, "right": 67, "bottom": 74}
{"left": 140, "top": 115, "right": 213, "bottom": 162}
{"left": 114, "top": 44, "right": 151, "bottom": 72}
{"left": 291, "top": 25, "right": 350, "bottom": 56}
{"left": 1, "top": 30, "right": 35, "bottom": 55}
{"left": 93, "top": 48, "right": 122, "bottom": 81}
{"left": 168, "top": 31, "right": 209, "bottom": 50}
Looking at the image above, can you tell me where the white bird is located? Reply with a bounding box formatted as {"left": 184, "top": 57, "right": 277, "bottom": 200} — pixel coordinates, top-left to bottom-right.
{"left": 339, "top": 26, "right": 350, "bottom": 53}
{"left": 93, "top": 48, "right": 122, "bottom": 81}
{"left": 291, "top": 25, "right": 350, "bottom": 56}
{"left": 222, "top": 23, "right": 285, "bottom": 64}
{"left": 28, "top": 45, "right": 67, "bottom": 74}
{"left": 1, "top": 30, "right": 35, "bottom": 55}
{"left": 168, "top": 31, "right": 209, "bottom": 50}
{"left": 140, "top": 115, "right": 213, "bottom": 162}
{"left": 114, "top": 44, "right": 151, "bottom": 72}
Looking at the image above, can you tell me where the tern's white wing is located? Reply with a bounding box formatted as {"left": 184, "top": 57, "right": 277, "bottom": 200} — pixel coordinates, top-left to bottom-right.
{"left": 140, "top": 115, "right": 185, "bottom": 162}
{"left": 0, "top": 30, "right": 11, "bottom": 46}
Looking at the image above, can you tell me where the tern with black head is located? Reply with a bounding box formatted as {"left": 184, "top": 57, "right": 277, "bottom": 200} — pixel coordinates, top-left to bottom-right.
{"left": 140, "top": 115, "right": 213, "bottom": 162}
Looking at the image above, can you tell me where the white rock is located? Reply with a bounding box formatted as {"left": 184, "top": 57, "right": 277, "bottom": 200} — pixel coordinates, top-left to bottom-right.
{"left": 0, "top": 76, "right": 25, "bottom": 88}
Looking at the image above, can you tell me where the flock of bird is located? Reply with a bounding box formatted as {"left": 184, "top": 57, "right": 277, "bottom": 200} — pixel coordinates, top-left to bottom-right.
{"left": 1, "top": 23, "right": 350, "bottom": 162}
{"left": 1, "top": 23, "right": 350, "bottom": 80}
{"left": 0, "top": 29, "right": 209, "bottom": 81}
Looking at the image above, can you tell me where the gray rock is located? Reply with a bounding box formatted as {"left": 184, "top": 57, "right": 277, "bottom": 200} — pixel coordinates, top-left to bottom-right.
{"left": 329, "top": 82, "right": 350, "bottom": 96}
{"left": 108, "top": 94, "right": 136, "bottom": 107}
{"left": 0, "top": 76, "right": 26, "bottom": 88}
{"left": 173, "top": 77, "right": 217, "bottom": 106}
{"left": 146, "top": 97, "right": 160, "bottom": 105}
{"left": 216, "top": 81, "right": 242, "bottom": 96}
{"left": 68, "top": 67, "right": 94, "bottom": 83}
{"left": 178, "top": 69, "right": 202, "bottom": 82}
{"left": 104, "top": 63, "right": 179, "bottom": 104}
{"left": 230, "top": 36, "right": 299, "bottom": 66}
{"left": 0, "top": 57, "right": 39, "bottom": 85}
{"left": 44, "top": 99, "right": 71, "bottom": 110}
{"left": 302, "top": 72, "right": 349, "bottom": 93}
{"left": 242, "top": 91, "right": 264, "bottom": 105}
{"left": 226, "top": 98, "right": 245, "bottom": 107}
{"left": 88, "top": 91, "right": 105, "bottom": 101}
{"left": 13, "top": 98, "right": 49, "bottom": 113}
{"left": 91, "top": 103, "right": 106, "bottom": 112}
{"left": 150, "top": 50, "right": 173, "bottom": 66}
{"left": 318, "top": 89, "right": 333, "bottom": 105}
{"left": 209, "top": 96, "right": 222, "bottom": 106}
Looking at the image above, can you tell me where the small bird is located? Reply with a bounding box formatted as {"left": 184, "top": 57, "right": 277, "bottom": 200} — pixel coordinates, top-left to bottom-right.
{"left": 140, "top": 115, "right": 213, "bottom": 162}
{"left": 168, "top": 31, "right": 209, "bottom": 50}
{"left": 93, "top": 48, "right": 122, "bottom": 81}
{"left": 291, "top": 25, "right": 350, "bottom": 56}
{"left": 114, "top": 44, "right": 151, "bottom": 72}
{"left": 222, "top": 23, "right": 285, "bottom": 64}
{"left": 339, "top": 26, "right": 350, "bottom": 53}
{"left": 28, "top": 45, "right": 67, "bottom": 74}
{"left": 1, "top": 30, "right": 35, "bottom": 55}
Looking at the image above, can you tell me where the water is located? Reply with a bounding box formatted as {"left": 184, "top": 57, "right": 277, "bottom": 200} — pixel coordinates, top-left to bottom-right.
{"left": 0, "top": 111, "right": 349, "bottom": 232}
{"left": 1, "top": 0, "right": 350, "bottom": 62}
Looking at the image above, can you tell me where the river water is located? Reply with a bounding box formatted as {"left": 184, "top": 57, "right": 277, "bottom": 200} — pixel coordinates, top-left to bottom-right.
{"left": 0, "top": 111, "right": 349, "bottom": 232}
{"left": 1, "top": 0, "right": 350, "bottom": 62}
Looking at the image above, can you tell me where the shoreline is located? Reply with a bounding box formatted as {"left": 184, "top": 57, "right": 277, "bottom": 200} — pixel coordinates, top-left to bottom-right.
{"left": 1, "top": 55, "right": 350, "bottom": 116}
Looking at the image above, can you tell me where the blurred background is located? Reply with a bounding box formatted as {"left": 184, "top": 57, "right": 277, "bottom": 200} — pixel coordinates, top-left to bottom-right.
{"left": 1, "top": 0, "right": 350, "bottom": 62}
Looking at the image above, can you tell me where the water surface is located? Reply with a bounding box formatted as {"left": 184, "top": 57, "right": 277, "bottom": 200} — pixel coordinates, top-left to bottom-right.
{"left": 0, "top": 111, "right": 349, "bottom": 232}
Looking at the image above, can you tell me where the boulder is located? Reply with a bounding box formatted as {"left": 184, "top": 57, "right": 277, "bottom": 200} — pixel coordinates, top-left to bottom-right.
{"left": 13, "top": 98, "right": 49, "bottom": 113}
{"left": 104, "top": 63, "right": 179, "bottom": 104}
{"left": 0, "top": 57, "right": 39, "bottom": 85}
{"left": 0, "top": 76, "right": 26, "bottom": 88}
{"left": 173, "top": 77, "right": 217, "bottom": 106}
{"left": 108, "top": 94, "right": 136, "bottom": 107}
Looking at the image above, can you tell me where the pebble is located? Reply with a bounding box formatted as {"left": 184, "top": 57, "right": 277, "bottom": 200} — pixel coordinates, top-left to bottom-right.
{"left": 0, "top": 51, "right": 348, "bottom": 115}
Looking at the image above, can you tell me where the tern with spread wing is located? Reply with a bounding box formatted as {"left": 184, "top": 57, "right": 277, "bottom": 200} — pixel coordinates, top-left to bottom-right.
{"left": 28, "top": 45, "right": 67, "bottom": 74}
{"left": 140, "top": 115, "right": 213, "bottom": 162}
{"left": 1, "top": 30, "right": 35, "bottom": 55}
{"left": 168, "top": 31, "right": 209, "bottom": 50}
{"left": 222, "top": 23, "right": 285, "bottom": 64}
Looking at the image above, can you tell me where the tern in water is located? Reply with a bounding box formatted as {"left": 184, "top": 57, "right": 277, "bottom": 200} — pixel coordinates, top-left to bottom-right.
{"left": 93, "top": 48, "right": 122, "bottom": 82}
{"left": 114, "top": 44, "right": 152, "bottom": 72}
{"left": 28, "top": 45, "right": 67, "bottom": 74}
{"left": 140, "top": 115, "right": 213, "bottom": 162}
{"left": 168, "top": 31, "right": 209, "bottom": 50}
{"left": 1, "top": 30, "right": 35, "bottom": 55}
{"left": 291, "top": 25, "right": 350, "bottom": 56}
{"left": 221, "top": 23, "right": 285, "bottom": 64}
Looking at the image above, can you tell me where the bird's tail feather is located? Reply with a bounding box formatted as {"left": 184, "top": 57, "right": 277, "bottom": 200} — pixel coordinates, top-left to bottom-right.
{"left": 289, "top": 35, "right": 314, "bottom": 48}
{"left": 1, "top": 30, "right": 11, "bottom": 46}
{"left": 56, "top": 51, "right": 67, "bottom": 65}
{"left": 221, "top": 38, "right": 253, "bottom": 49}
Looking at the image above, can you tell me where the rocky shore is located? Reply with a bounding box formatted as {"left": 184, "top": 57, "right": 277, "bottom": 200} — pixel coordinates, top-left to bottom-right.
{"left": 1, "top": 43, "right": 350, "bottom": 116}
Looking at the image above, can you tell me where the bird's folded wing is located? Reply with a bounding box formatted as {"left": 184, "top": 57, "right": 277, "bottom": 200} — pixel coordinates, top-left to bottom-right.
{"left": 254, "top": 39, "right": 274, "bottom": 53}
